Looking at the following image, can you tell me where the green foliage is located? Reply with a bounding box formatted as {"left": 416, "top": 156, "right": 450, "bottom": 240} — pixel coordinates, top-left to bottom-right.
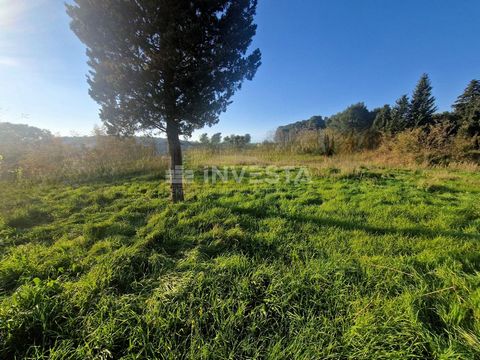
{"left": 453, "top": 79, "right": 480, "bottom": 139}
{"left": 278, "top": 129, "right": 330, "bottom": 155}
{"left": 275, "top": 116, "right": 326, "bottom": 143}
{"left": 67, "top": 0, "right": 262, "bottom": 201}
{"left": 198, "top": 133, "right": 222, "bottom": 149}
{"left": 223, "top": 134, "right": 252, "bottom": 147}
{"left": 1, "top": 169, "right": 480, "bottom": 358}
{"left": 372, "top": 104, "right": 393, "bottom": 133}
{"left": 199, "top": 133, "right": 210, "bottom": 145}
{"left": 271, "top": 74, "right": 480, "bottom": 162}
{"left": 323, "top": 130, "right": 335, "bottom": 156}
{"left": 433, "top": 112, "right": 459, "bottom": 133}
{"left": 210, "top": 133, "right": 222, "bottom": 145}
{"left": 409, "top": 74, "right": 437, "bottom": 128}
{"left": 390, "top": 95, "right": 411, "bottom": 132}
{"left": 326, "top": 103, "right": 376, "bottom": 133}
{"left": 67, "top": 0, "right": 261, "bottom": 138}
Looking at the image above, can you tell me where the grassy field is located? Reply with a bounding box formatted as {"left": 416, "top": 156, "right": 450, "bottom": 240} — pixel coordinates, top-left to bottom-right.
{"left": 0, "top": 164, "right": 479, "bottom": 359}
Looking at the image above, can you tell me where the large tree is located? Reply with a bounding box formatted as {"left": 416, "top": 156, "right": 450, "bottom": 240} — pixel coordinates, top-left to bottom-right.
{"left": 390, "top": 95, "right": 411, "bottom": 132}
{"left": 372, "top": 105, "right": 392, "bottom": 133}
{"left": 453, "top": 79, "right": 480, "bottom": 137}
{"left": 67, "top": 0, "right": 261, "bottom": 202}
{"left": 326, "top": 103, "right": 375, "bottom": 133}
{"left": 409, "top": 74, "right": 437, "bottom": 128}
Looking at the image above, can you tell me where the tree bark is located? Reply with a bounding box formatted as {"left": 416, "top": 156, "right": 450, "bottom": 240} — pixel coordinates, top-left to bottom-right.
{"left": 166, "top": 121, "right": 184, "bottom": 202}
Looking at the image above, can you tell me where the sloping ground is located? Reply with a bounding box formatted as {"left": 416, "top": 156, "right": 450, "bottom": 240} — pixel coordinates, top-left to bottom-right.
{"left": 0, "top": 168, "right": 479, "bottom": 359}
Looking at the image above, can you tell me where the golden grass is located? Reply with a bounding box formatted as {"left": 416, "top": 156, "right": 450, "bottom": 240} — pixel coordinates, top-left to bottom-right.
{"left": 186, "top": 147, "right": 479, "bottom": 179}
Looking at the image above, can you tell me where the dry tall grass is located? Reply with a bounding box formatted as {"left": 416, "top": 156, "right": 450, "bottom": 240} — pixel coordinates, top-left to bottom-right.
{"left": 189, "top": 124, "right": 480, "bottom": 176}
{"left": 186, "top": 142, "right": 479, "bottom": 179}
{"left": 0, "top": 135, "right": 168, "bottom": 183}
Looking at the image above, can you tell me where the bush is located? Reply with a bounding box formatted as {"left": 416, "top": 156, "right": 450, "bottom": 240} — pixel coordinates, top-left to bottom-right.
{"left": 274, "top": 128, "right": 380, "bottom": 156}
{"left": 378, "top": 124, "right": 470, "bottom": 166}
{"left": 452, "top": 135, "right": 480, "bottom": 162}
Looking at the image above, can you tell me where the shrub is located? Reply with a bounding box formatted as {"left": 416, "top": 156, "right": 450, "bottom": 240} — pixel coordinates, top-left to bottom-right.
{"left": 452, "top": 135, "right": 480, "bottom": 162}
{"left": 379, "top": 124, "right": 462, "bottom": 166}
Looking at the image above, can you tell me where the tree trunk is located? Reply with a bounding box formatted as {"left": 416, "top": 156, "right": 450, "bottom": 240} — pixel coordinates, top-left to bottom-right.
{"left": 166, "top": 121, "right": 184, "bottom": 202}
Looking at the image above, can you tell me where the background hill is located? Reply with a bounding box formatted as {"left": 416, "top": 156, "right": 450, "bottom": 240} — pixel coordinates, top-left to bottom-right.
{"left": 60, "top": 136, "right": 194, "bottom": 154}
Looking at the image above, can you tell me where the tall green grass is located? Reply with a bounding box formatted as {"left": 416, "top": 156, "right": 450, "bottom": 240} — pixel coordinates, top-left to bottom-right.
{"left": 0, "top": 168, "right": 479, "bottom": 358}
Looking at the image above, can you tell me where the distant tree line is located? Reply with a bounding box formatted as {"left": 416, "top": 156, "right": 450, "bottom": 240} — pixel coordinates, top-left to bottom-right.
{"left": 274, "top": 74, "right": 480, "bottom": 163}
{"left": 198, "top": 132, "right": 252, "bottom": 148}
{"left": 275, "top": 116, "right": 326, "bottom": 144}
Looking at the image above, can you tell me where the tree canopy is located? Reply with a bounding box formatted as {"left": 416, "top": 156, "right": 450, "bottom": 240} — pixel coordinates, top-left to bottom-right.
{"left": 453, "top": 79, "right": 480, "bottom": 137}
{"left": 67, "top": 0, "right": 261, "bottom": 201}
{"left": 274, "top": 115, "right": 325, "bottom": 143}
{"left": 224, "top": 134, "right": 251, "bottom": 147}
{"left": 372, "top": 105, "right": 392, "bottom": 133}
{"left": 0, "top": 122, "right": 52, "bottom": 146}
{"left": 0, "top": 122, "right": 53, "bottom": 162}
{"left": 409, "top": 74, "right": 437, "bottom": 128}
{"left": 326, "top": 103, "right": 376, "bottom": 133}
{"left": 390, "top": 95, "right": 411, "bottom": 133}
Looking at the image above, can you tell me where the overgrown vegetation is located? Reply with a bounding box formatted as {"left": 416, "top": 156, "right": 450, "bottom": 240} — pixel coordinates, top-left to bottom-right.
{"left": 0, "top": 124, "right": 168, "bottom": 183}
{"left": 1, "top": 1, "right": 479, "bottom": 357}
{"left": 2, "top": 74, "right": 479, "bottom": 186}
{"left": 274, "top": 75, "right": 480, "bottom": 165}
{"left": 1, "top": 164, "right": 479, "bottom": 358}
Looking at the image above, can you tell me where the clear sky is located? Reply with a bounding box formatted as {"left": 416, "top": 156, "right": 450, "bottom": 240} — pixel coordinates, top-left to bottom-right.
{"left": 1, "top": 0, "right": 479, "bottom": 141}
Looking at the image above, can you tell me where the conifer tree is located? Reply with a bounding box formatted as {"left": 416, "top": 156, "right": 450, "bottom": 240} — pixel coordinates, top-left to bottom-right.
{"left": 453, "top": 79, "right": 480, "bottom": 137}
{"left": 373, "top": 105, "right": 392, "bottom": 133}
{"left": 390, "top": 95, "right": 411, "bottom": 133}
{"left": 409, "top": 74, "right": 437, "bottom": 128}
{"left": 67, "top": 0, "right": 261, "bottom": 202}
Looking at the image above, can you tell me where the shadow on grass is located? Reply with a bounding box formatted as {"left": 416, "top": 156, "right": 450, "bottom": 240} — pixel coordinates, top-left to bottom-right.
{"left": 286, "top": 213, "right": 480, "bottom": 241}
{"left": 217, "top": 200, "right": 480, "bottom": 242}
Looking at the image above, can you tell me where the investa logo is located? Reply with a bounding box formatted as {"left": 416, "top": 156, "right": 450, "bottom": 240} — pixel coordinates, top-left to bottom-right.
{"left": 166, "top": 166, "right": 311, "bottom": 184}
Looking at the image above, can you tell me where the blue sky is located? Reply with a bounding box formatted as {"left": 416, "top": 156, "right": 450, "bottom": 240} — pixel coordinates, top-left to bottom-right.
{"left": 1, "top": 0, "right": 479, "bottom": 141}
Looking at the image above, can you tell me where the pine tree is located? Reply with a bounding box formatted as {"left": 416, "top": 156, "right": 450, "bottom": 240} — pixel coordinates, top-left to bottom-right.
{"left": 390, "top": 95, "right": 411, "bottom": 133}
{"left": 67, "top": 0, "right": 261, "bottom": 202}
{"left": 372, "top": 105, "right": 392, "bottom": 133}
{"left": 409, "top": 74, "right": 437, "bottom": 128}
{"left": 453, "top": 79, "right": 480, "bottom": 137}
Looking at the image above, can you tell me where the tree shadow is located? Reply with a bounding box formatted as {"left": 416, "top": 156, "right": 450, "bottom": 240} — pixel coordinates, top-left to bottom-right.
{"left": 284, "top": 212, "right": 480, "bottom": 241}
{"left": 214, "top": 199, "right": 480, "bottom": 242}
